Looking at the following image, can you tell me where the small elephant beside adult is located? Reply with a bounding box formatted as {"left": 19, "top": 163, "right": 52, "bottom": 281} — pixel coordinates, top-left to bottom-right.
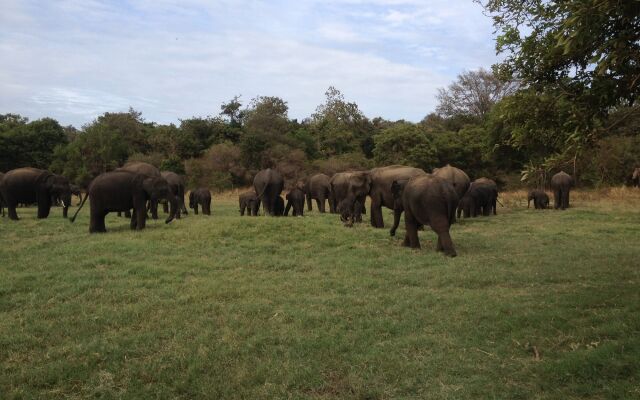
{"left": 239, "top": 190, "right": 260, "bottom": 216}
{"left": 189, "top": 188, "right": 211, "bottom": 215}
{"left": 71, "top": 170, "right": 177, "bottom": 233}
{"left": 305, "top": 173, "right": 334, "bottom": 213}
{"left": 550, "top": 171, "right": 574, "bottom": 210}
{"left": 160, "top": 171, "right": 188, "bottom": 219}
{"left": 340, "top": 165, "right": 426, "bottom": 228}
{"left": 253, "top": 168, "right": 284, "bottom": 216}
{"left": 391, "top": 175, "right": 459, "bottom": 257}
{"left": 0, "top": 167, "right": 72, "bottom": 220}
{"left": 527, "top": 190, "right": 549, "bottom": 209}
{"left": 285, "top": 187, "right": 305, "bottom": 216}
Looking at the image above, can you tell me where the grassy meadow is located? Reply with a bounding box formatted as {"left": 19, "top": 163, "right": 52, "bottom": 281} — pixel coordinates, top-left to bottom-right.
{"left": 1, "top": 188, "right": 639, "bottom": 399}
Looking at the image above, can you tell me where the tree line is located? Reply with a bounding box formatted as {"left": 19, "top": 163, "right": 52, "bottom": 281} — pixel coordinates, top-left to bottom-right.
{"left": 1, "top": 0, "right": 638, "bottom": 190}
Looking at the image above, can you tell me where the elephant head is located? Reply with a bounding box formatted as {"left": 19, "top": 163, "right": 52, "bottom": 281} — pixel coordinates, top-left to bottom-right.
{"left": 143, "top": 176, "right": 177, "bottom": 224}
{"left": 340, "top": 171, "right": 371, "bottom": 224}
{"left": 46, "top": 174, "right": 72, "bottom": 217}
{"left": 390, "top": 179, "right": 408, "bottom": 207}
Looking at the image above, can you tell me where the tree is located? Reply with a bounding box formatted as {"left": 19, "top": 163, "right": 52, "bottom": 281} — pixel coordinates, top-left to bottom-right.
{"left": 220, "top": 96, "right": 244, "bottom": 128}
{"left": 311, "top": 87, "right": 373, "bottom": 157}
{"left": 0, "top": 117, "right": 67, "bottom": 171}
{"left": 436, "top": 69, "right": 518, "bottom": 119}
{"left": 478, "top": 0, "right": 640, "bottom": 112}
{"left": 373, "top": 122, "right": 437, "bottom": 171}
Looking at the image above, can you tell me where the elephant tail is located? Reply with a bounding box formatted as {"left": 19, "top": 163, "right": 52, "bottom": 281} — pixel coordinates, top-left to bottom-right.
{"left": 70, "top": 193, "right": 88, "bottom": 223}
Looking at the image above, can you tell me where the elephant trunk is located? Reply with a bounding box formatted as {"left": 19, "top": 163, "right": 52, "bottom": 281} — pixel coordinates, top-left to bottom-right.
{"left": 165, "top": 194, "right": 178, "bottom": 224}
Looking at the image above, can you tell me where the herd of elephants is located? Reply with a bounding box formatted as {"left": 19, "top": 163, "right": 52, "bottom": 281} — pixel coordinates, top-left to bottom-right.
{"left": 0, "top": 162, "right": 595, "bottom": 257}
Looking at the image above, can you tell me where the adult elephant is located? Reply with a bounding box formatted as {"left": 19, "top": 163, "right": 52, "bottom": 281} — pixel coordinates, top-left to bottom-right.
{"left": 117, "top": 162, "right": 162, "bottom": 219}
{"left": 285, "top": 187, "right": 305, "bottom": 216}
{"left": 239, "top": 190, "right": 260, "bottom": 216}
{"left": 432, "top": 164, "right": 470, "bottom": 199}
{"left": 456, "top": 182, "right": 497, "bottom": 218}
{"left": 305, "top": 173, "right": 334, "bottom": 213}
{"left": 0, "top": 167, "right": 72, "bottom": 220}
{"left": 161, "top": 171, "right": 188, "bottom": 219}
{"left": 253, "top": 168, "right": 284, "bottom": 216}
{"left": 391, "top": 175, "right": 459, "bottom": 257}
{"left": 70, "top": 170, "right": 177, "bottom": 233}
{"left": 330, "top": 171, "right": 367, "bottom": 224}
{"left": 632, "top": 168, "right": 640, "bottom": 187}
{"left": 342, "top": 165, "right": 427, "bottom": 228}
{"left": 189, "top": 188, "right": 211, "bottom": 215}
{"left": 550, "top": 171, "right": 574, "bottom": 210}
{"left": 527, "top": 190, "right": 549, "bottom": 209}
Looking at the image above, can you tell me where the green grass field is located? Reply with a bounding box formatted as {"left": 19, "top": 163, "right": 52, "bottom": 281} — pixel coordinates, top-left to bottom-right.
{"left": 1, "top": 190, "right": 639, "bottom": 399}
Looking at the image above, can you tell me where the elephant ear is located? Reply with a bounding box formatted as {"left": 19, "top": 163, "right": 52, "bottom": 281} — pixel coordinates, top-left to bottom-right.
{"left": 391, "top": 179, "right": 408, "bottom": 199}
{"left": 350, "top": 171, "right": 371, "bottom": 195}
{"left": 141, "top": 177, "right": 157, "bottom": 196}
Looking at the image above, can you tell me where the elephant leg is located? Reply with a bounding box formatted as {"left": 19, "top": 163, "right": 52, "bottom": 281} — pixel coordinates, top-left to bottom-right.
{"left": 390, "top": 208, "right": 402, "bottom": 236}
{"left": 90, "top": 210, "right": 107, "bottom": 233}
{"left": 306, "top": 194, "right": 312, "bottom": 211}
{"left": 130, "top": 209, "right": 138, "bottom": 230}
{"left": 328, "top": 195, "right": 336, "bottom": 214}
{"left": 62, "top": 206, "right": 69, "bottom": 219}
{"left": 240, "top": 202, "right": 246, "bottom": 216}
{"left": 370, "top": 198, "right": 384, "bottom": 228}
{"left": 317, "top": 197, "right": 326, "bottom": 213}
{"left": 7, "top": 202, "right": 19, "bottom": 220}
{"left": 204, "top": 201, "right": 211, "bottom": 215}
{"left": 125, "top": 210, "right": 132, "bottom": 218}
{"left": 554, "top": 190, "right": 561, "bottom": 209}
{"left": 404, "top": 211, "right": 420, "bottom": 249}
{"left": 492, "top": 199, "right": 497, "bottom": 215}
{"left": 194, "top": 203, "right": 199, "bottom": 215}
{"left": 563, "top": 189, "right": 570, "bottom": 209}
{"left": 162, "top": 202, "right": 169, "bottom": 213}
{"left": 150, "top": 199, "right": 158, "bottom": 219}
{"left": 432, "top": 220, "right": 456, "bottom": 257}
{"left": 136, "top": 206, "right": 146, "bottom": 230}
{"left": 284, "top": 200, "right": 292, "bottom": 216}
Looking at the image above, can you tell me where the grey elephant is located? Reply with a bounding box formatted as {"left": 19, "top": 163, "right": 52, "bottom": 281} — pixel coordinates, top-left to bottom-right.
{"left": 239, "top": 190, "right": 260, "bottom": 216}
{"left": 0, "top": 167, "right": 72, "bottom": 220}
{"left": 70, "top": 170, "right": 177, "bottom": 233}
{"left": 340, "top": 165, "right": 426, "bottom": 228}
{"left": 117, "top": 162, "right": 162, "bottom": 219}
{"left": 329, "top": 171, "right": 367, "bottom": 224}
{"left": 632, "top": 168, "right": 640, "bottom": 187}
{"left": 285, "top": 187, "right": 305, "bottom": 216}
{"left": 253, "top": 168, "right": 284, "bottom": 216}
{"left": 432, "top": 164, "right": 470, "bottom": 199}
{"left": 305, "top": 173, "right": 334, "bottom": 213}
{"left": 161, "top": 171, "right": 188, "bottom": 218}
{"left": 550, "top": 171, "right": 574, "bottom": 210}
{"left": 391, "top": 175, "right": 459, "bottom": 257}
{"left": 457, "top": 182, "right": 498, "bottom": 218}
{"left": 189, "top": 188, "right": 211, "bottom": 215}
{"left": 527, "top": 190, "right": 549, "bottom": 209}
{"left": 473, "top": 177, "right": 498, "bottom": 214}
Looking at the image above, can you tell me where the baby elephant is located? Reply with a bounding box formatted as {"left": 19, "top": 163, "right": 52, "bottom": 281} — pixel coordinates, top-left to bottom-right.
{"left": 285, "top": 187, "right": 305, "bottom": 216}
{"left": 527, "top": 190, "right": 549, "bottom": 209}
{"left": 239, "top": 190, "right": 260, "bottom": 216}
{"left": 189, "top": 188, "right": 211, "bottom": 215}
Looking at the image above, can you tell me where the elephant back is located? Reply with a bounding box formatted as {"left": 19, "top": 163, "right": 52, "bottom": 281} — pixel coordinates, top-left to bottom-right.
{"left": 432, "top": 164, "right": 470, "bottom": 198}
{"left": 119, "top": 162, "right": 161, "bottom": 178}
{"left": 551, "top": 171, "right": 573, "bottom": 188}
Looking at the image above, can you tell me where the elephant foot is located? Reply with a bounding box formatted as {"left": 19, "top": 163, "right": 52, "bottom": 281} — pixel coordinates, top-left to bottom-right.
{"left": 390, "top": 229, "right": 396, "bottom": 236}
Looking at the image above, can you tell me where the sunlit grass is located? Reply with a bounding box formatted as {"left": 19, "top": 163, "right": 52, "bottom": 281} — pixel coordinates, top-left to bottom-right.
{"left": 1, "top": 190, "right": 639, "bottom": 399}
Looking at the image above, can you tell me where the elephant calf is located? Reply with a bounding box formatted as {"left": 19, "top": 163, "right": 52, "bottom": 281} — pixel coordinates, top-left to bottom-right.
{"left": 189, "top": 188, "right": 211, "bottom": 215}
{"left": 285, "top": 187, "right": 305, "bottom": 216}
{"left": 391, "top": 175, "right": 459, "bottom": 257}
{"left": 457, "top": 182, "right": 497, "bottom": 218}
{"left": 527, "top": 190, "right": 549, "bottom": 209}
{"left": 239, "top": 190, "right": 260, "bottom": 216}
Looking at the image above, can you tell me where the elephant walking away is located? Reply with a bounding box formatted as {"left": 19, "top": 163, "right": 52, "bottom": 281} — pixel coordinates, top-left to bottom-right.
{"left": 341, "top": 165, "right": 426, "bottom": 228}
{"left": 117, "top": 162, "right": 162, "bottom": 219}
{"left": 305, "top": 173, "right": 334, "bottom": 213}
{"left": 253, "top": 168, "right": 284, "bottom": 216}
{"left": 161, "top": 171, "right": 188, "bottom": 218}
{"left": 473, "top": 177, "right": 498, "bottom": 215}
{"left": 528, "top": 190, "right": 549, "bottom": 209}
{"left": 391, "top": 175, "right": 459, "bottom": 257}
{"left": 0, "top": 167, "right": 72, "bottom": 220}
{"left": 550, "top": 171, "right": 574, "bottom": 210}
{"left": 189, "top": 188, "right": 211, "bottom": 215}
{"left": 70, "top": 170, "right": 177, "bottom": 233}
{"left": 285, "top": 187, "right": 305, "bottom": 216}
{"left": 457, "top": 182, "right": 498, "bottom": 218}
{"left": 239, "top": 190, "right": 260, "bottom": 216}
{"left": 432, "top": 164, "right": 470, "bottom": 200}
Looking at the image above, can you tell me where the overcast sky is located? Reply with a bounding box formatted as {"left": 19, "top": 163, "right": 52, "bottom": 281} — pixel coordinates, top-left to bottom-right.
{"left": 0, "top": 0, "right": 498, "bottom": 127}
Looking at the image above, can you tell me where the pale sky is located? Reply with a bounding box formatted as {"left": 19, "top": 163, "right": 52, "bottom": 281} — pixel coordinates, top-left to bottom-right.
{"left": 0, "top": 0, "right": 498, "bottom": 127}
